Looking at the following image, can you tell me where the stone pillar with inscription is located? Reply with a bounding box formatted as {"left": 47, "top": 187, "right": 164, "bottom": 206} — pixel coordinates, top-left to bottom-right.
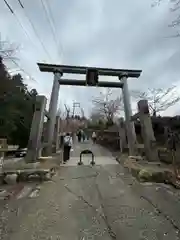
{"left": 53, "top": 116, "right": 61, "bottom": 153}
{"left": 138, "top": 100, "right": 158, "bottom": 161}
{"left": 118, "top": 118, "right": 127, "bottom": 152}
{"left": 25, "top": 95, "right": 47, "bottom": 163}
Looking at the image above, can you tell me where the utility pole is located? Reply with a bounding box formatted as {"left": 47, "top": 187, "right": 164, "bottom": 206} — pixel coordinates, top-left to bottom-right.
{"left": 72, "top": 102, "right": 80, "bottom": 117}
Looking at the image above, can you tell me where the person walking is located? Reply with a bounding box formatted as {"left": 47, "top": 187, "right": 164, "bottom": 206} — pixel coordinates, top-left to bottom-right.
{"left": 83, "top": 133, "right": 86, "bottom": 142}
{"left": 92, "top": 131, "right": 97, "bottom": 144}
{"left": 82, "top": 130, "right": 86, "bottom": 142}
{"left": 77, "top": 130, "right": 82, "bottom": 142}
{"left": 63, "top": 132, "right": 72, "bottom": 163}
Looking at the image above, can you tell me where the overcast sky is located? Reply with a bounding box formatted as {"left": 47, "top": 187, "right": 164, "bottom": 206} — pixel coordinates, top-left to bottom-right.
{"left": 1, "top": 0, "right": 180, "bottom": 117}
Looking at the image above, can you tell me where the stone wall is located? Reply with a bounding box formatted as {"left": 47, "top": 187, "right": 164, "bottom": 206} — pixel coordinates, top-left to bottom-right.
{"left": 96, "top": 127, "right": 120, "bottom": 152}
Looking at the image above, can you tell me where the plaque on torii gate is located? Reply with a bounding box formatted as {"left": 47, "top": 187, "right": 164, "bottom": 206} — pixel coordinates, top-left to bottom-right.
{"left": 37, "top": 63, "right": 142, "bottom": 156}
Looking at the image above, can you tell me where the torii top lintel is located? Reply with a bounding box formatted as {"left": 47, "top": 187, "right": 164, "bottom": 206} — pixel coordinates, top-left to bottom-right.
{"left": 37, "top": 63, "right": 142, "bottom": 78}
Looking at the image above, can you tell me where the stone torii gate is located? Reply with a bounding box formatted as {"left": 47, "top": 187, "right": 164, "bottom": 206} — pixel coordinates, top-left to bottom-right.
{"left": 28, "top": 63, "right": 142, "bottom": 160}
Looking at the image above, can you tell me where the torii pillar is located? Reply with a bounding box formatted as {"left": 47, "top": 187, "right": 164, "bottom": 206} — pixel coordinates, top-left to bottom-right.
{"left": 119, "top": 73, "right": 137, "bottom": 156}
{"left": 44, "top": 70, "right": 62, "bottom": 156}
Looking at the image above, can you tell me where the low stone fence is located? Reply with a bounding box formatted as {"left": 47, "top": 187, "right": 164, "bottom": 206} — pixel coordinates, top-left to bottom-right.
{"left": 96, "top": 130, "right": 120, "bottom": 152}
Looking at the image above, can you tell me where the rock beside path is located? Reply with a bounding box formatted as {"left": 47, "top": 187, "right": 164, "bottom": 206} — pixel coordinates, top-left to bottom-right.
{"left": 123, "top": 157, "right": 175, "bottom": 184}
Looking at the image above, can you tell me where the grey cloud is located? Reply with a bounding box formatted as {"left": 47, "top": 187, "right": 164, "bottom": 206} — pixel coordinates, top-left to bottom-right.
{"left": 1, "top": 0, "right": 180, "bottom": 116}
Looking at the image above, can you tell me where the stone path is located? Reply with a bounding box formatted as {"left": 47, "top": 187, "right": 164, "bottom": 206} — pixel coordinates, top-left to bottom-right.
{"left": 0, "top": 142, "right": 180, "bottom": 239}
{"left": 64, "top": 141, "right": 118, "bottom": 166}
{"left": 0, "top": 183, "right": 41, "bottom": 201}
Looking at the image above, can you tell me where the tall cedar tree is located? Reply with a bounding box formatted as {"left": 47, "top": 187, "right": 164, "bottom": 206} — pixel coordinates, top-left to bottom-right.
{"left": 0, "top": 56, "right": 38, "bottom": 147}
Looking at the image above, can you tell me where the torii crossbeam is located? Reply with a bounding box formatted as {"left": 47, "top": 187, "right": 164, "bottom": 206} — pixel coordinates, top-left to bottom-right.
{"left": 37, "top": 63, "right": 141, "bottom": 77}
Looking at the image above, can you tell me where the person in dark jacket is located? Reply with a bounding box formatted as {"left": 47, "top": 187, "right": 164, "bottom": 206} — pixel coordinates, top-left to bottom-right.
{"left": 77, "top": 130, "right": 82, "bottom": 142}
{"left": 82, "top": 131, "right": 86, "bottom": 142}
{"left": 63, "top": 133, "right": 72, "bottom": 163}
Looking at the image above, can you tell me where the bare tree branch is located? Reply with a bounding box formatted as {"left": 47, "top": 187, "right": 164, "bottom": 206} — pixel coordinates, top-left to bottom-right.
{"left": 57, "top": 104, "right": 66, "bottom": 119}
{"left": 131, "top": 86, "right": 180, "bottom": 116}
{"left": 64, "top": 104, "right": 71, "bottom": 120}
{"left": 151, "top": 0, "right": 164, "bottom": 7}
{"left": 92, "top": 88, "right": 123, "bottom": 123}
{"left": 90, "top": 110, "right": 104, "bottom": 123}
{"left": 152, "top": 0, "right": 180, "bottom": 36}
{"left": 0, "top": 36, "right": 19, "bottom": 61}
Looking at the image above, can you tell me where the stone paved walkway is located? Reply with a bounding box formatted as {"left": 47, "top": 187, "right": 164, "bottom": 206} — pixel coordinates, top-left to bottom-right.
{"left": 64, "top": 141, "right": 118, "bottom": 166}
{"left": 0, "top": 142, "right": 180, "bottom": 239}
